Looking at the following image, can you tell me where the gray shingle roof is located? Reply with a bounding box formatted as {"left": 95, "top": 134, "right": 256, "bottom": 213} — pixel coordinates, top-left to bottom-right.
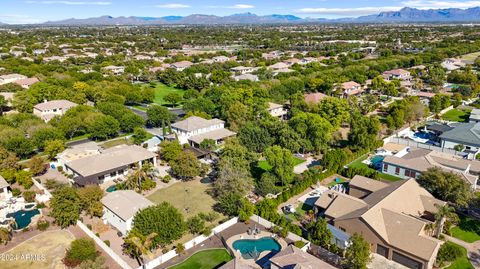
{"left": 439, "top": 122, "right": 480, "bottom": 147}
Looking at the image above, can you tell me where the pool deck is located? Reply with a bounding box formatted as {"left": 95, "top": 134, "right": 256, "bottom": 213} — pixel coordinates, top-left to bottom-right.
{"left": 225, "top": 231, "right": 288, "bottom": 268}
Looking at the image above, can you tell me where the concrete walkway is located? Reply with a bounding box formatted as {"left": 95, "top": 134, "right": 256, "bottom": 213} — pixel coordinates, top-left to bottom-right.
{"left": 444, "top": 234, "right": 480, "bottom": 269}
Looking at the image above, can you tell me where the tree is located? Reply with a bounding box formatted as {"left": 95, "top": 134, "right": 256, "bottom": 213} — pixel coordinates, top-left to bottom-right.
{"left": 3, "top": 136, "right": 34, "bottom": 158}
{"left": 130, "top": 203, "right": 186, "bottom": 248}
{"left": 28, "top": 156, "right": 46, "bottom": 176}
{"left": 164, "top": 93, "right": 183, "bottom": 107}
{"left": 187, "top": 215, "right": 205, "bottom": 235}
{"left": 159, "top": 140, "right": 182, "bottom": 162}
{"left": 15, "top": 170, "right": 33, "bottom": 189}
{"left": 417, "top": 168, "right": 473, "bottom": 207}
{"left": 0, "top": 227, "right": 12, "bottom": 245}
{"left": 306, "top": 218, "right": 333, "bottom": 248}
{"left": 123, "top": 232, "right": 157, "bottom": 267}
{"left": 132, "top": 127, "right": 148, "bottom": 145}
{"left": 64, "top": 238, "right": 97, "bottom": 267}
{"left": 264, "top": 146, "right": 295, "bottom": 186}
{"left": 434, "top": 205, "right": 458, "bottom": 238}
{"left": 170, "top": 151, "right": 202, "bottom": 180}
{"left": 88, "top": 115, "right": 120, "bottom": 140}
{"left": 146, "top": 105, "right": 173, "bottom": 128}
{"left": 238, "top": 123, "right": 274, "bottom": 153}
{"left": 50, "top": 186, "right": 81, "bottom": 228}
{"left": 344, "top": 233, "right": 371, "bottom": 269}
{"left": 216, "top": 193, "right": 243, "bottom": 216}
{"left": 213, "top": 161, "right": 253, "bottom": 198}
{"left": 44, "top": 139, "right": 65, "bottom": 160}
{"left": 315, "top": 97, "right": 350, "bottom": 128}
{"left": 31, "top": 126, "right": 63, "bottom": 150}
{"left": 125, "top": 163, "right": 156, "bottom": 192}
{"left": 290, "top": 112, "right": 333, "bottom": 153}
{"left": 348, "top": 112, "right": 381, "bottom": 151}
{"left": 77, "top": 185, "right": 104, "bottom": 217}
{"left": 256, "top": 172, "right": 278, "bottom": 196}
{"left": 120, "top": 113, "right": 145, "bottom": 133}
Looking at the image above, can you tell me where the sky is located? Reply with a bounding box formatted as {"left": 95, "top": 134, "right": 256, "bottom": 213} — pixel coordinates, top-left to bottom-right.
{"left": 2, "top": 0, "right": 480, "bottom": 24}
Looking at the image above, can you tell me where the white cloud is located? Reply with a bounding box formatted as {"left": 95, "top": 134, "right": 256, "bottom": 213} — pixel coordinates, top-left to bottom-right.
{"left": 230, "top": 4, "right": 255, "bottom": 9}
{"left": 402, "top": 0, "right": 480, "bottom": 9}
{"left": 296, "top": 6, "right": 402, "bottom": 16}
{"left": 25, "top": 1, "right": 111, "bottom": 5}
{"left": 155, "top": 3, "right": 190, "bottom": 8}
{"left": 0, "top": 14, "right": 44, "bottom": 24}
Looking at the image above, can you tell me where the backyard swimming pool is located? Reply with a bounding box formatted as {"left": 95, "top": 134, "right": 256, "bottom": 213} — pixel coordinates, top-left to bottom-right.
{"left": 370, "top": 155, "right": 385, "bottom": 170}
{"left": 106, "top": 185, "right": 117, "bottom": 192}
{"left": 6, "top": 209, "right": 40, "bottom": 230}
{"left": 232, "top": 237, "right": 281, "bottom": 259}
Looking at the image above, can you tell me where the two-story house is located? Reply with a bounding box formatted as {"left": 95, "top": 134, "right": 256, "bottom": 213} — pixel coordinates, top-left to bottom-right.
{"left": 33, "top": 100, "right": 78, "bottom": 122}
{"left": 169, "top": 116, "right": 236, "bottom": 146}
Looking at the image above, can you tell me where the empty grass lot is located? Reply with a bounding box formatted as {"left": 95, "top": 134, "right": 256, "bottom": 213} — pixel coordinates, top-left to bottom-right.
{"left": 441, "top": 108, "right": 471, "bottom": 123}
{"left": 0, "top": 230, "right": 75, "bottom": 269}
{"left": 147, "top": 180, "right": 217, "bottom": 219}
{"left": 143, "top": 82, "right": 184, "bottom": 106}
{"left": 450, "top": 215, "right": 480, "bottom": 243}
{"left": 169, "top": 249, "right": 232, "bottom": 269}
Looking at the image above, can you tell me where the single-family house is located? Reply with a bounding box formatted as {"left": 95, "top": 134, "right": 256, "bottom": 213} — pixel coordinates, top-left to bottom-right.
{"left": 382, "top": 147, "right": 480, "bottom": 189}
{"left": 169, "top": 116, "right": 236, "bottom": 146}
{"left": 315, "top": 177, "right": 445, "bottom": 269}
{"left": 170, "top": 61, "right": 193, "bottom": 71}
{"left": 13, "top": 77, "right": 39, "bottom": 89}
{"left": 439, "top": 122, "right": 480, "bottom": 156}
{"left": 304, "top": 92, "right": 328, "bottom": 104}
{"left": 103, "top": 65, "right": 125, "bottom": 75}
{"left": 0, "top": 74, "right": 27, "bottom": 85}
{"left": 230, "top": 66, "right": 257, "bottom": 74}
{"left": 33, "top": 100, "right": 77, "bottom": 122}
{"left": 269, "top": 245, "right": 337, "bottom": 269}
{"left": 340, "top": 81, "right": 362, "bottom": 97}
{"left": 212, "top": 56, "right": 230, "bottom": 63}
{"left": 268, "top": 102, "right": 288, "bottom": 119}
{"left": 233, "top": 74, "right": 259, "bottom": 82}
{"left": 101, "top": 190, "right": 153, "bottom": 235}
{"left": 383, "top": 69, "right": 412, "bottom": 81}
{"left": 64, "top": 145, "right": 157, "bottom": 186}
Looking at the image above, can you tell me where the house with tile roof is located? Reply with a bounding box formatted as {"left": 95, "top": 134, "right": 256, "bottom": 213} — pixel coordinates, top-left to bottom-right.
{"left": 315, "top": 176, "right": 445, "bottom": 269}
{"left": 168, "top": 116, "right": 236, "bottom": 146}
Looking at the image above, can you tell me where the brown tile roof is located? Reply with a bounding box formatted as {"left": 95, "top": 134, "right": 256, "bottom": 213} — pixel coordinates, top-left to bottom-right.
{"left": 270, "top": 245, "right": 336, "bottom": 269}
{"left": 33, "top": 99, "right": 77, "bottom": 111}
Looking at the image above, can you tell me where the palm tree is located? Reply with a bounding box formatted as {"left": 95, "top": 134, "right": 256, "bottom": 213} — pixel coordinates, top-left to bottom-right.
{"left": 424, "top": 222, "right": 436, "bottom": 237}
{"left": 434, "top": 205, "right": 457, "bottom": 238}
{"left": 125, "top": 162, "right": 154, "bottom": 193}
{"left": 124, "top": 232, "right": 157, "bottom": 268}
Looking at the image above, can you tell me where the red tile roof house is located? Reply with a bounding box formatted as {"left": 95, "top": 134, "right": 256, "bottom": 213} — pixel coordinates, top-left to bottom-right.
{"left": 340, "top": 81, "right": 363, "bottom": 97}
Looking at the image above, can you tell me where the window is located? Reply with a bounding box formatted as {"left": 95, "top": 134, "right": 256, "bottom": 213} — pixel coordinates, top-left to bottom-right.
{"left": 405, "top": 170, "right": 417, "bottom": 178}
{"left": 383, "top": 164, "right": 388, "bottom": 172}
{"left": 395, "top": 167, "right": 400, "bottom": 175}
{"left": 110, "top": 171, "right": 116, "bottom": 177}
{"left": 377, "top": 245, "right": 389, "bottom": 258}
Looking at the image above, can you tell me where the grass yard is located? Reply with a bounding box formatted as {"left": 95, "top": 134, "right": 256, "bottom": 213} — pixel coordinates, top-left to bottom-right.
{"left": 347, "top": 154, "right": 369, "bottom": 169}
{"left": 441, "top": 108, "right": 471, "bottom": 123}
{"left": 169, "top": 249, "right": 232, "bottom": 269}
{"left": 378, "top": 173, "right": 403, "bottom": 182}
{"left": 450, "top": 215, "right": 480, "bottom": 243}
{"left": 147, "top": 179, "right": 217, "bottom": 219}
{"left": 257, "top": 157, "right": 306, "bottom": 172}
{"left": 144, "top": 82, "right": 184, "bottom": 106}
{"left": 0, "top": 230, "right": 75, "bottom": 269}
{"left": 444, "top": 242, "right": 474, "bottom": 269}
{"left": 460, "top": 51, "right": 480, "bottom": 62}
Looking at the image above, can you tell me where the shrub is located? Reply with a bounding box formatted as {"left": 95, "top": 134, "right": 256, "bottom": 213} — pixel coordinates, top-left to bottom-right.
{"left": 175, "top": 243, "right": 185, "bottom": 255}
{"left": 161, "top": 175, "right": 171, "bottom": 183}
{"left": 22, "top": 190, "right": 36, "bottom": 202}
{"left": 11, "top": 188, "right": 21, "bottom": 197}
{"left": 436, "top": 242, "right": 464, "bottom": 267}
{"left": 37, "top": 219, "right": 50, "bottom": 231}
{"left": 57, "top": 166, "right": 63, "bottom": 173}
{"left": 63, "top": 238, "right": 97, "bottom": 267}
{"left": 294, "top": 241, "right": 306, "bottom": 248}
{"left": 103, "top": 240, "right": 110, "bottom": 247}
{"left": 86, "top": 224, "right": 92, "bottom": 230}
{"left": 36, "top": 202, "right": 46, "bottom": 209}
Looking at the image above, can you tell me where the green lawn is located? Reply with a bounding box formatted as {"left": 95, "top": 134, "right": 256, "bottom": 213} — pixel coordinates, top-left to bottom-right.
{"left": 144, "top": 82, "right": 184, "bottom": 106}
{"left": 378, "top": 173, "right": 403, "bottom": 182}
{"left": 169, "top": 249, "right": 232, "bottom": 269}
{"left": 442, "top": 108, "right": 471, "bottom": 123}
{"left": 147, "top": 180, "right": 219, "bottom": 219}
{"left": 460, "top": 51, "right": 480, "bottom": 62}
{"left": 445, "top": 242, "right": 474, "bottom": 269}
{"left": 258, "top": 157, "right": 305, "bottom": 172}
{"left": 347, "top": 154, "right": 369, "bottom": 169}
{"left": 450, "top": 215, "right": 480, "bottom": 243}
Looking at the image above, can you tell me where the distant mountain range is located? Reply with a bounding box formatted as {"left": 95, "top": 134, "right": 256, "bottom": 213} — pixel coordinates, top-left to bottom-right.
{"left": 2, "top": 7, "right": 480, "bottom": 25}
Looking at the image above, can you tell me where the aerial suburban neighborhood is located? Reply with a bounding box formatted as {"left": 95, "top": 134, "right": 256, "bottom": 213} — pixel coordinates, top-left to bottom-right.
{"left": 1, "top": 1, "right": 480, "bottom": 269}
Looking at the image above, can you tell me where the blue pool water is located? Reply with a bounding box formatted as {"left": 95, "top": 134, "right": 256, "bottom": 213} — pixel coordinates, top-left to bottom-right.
{"left": 106, "top": 185, "right": 117, "bottom": 192}
{"left": 371, "top": 155, "right": 385, "bottom": 170}
{"left": 6, "top": 209, "right": 40, "bottom": 230}
{"left": 232, "top": 237, "right": 281, "bottom": 259}
{"left": 414, "top": 132, "right": 432, "bottom": 140}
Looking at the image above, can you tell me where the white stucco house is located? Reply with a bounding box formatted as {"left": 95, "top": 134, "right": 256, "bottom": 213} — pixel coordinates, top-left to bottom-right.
{"left": 33, "top": 100, "right": 78, "bottom": 122}
{"left": 168, "top": 116, "right": 236, "bottom": 146}
{"left": 101, "top": 190, "right": 153, "bottom": 235}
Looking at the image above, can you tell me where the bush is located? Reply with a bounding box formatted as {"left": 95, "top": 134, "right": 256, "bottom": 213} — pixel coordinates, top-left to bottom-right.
{"left": 37, "top": 219, "right": 50, "bottom": 231}
{"left": 57, "top": 166, "right": 63, "bottom": 172}
{"left": 176, "top": 243, "right": 185, "bottom": 255}
{"left": 36, "top": 202, "right": 46, "bottom": 209}
{"left": 162, "top": 175, "right": 171, "bottom": 183}
{"left": 294, "top": 241, "right": 306, "bottom": 248}
{"left": 436, "top": 242, "right": 464, "bottom": 267}
{"left": 103, "top": 240, "right": 110, "bottom": 247}
{"left": 11, "top": 188, "right": 21, "bottom": 197}
{"left": 86, "top": 224, "right": 92, "bottom": 230}
{"left": 63, "top": 238, "right": 97, "bottom": 267}
{"left": 22, "top": 190, "right": 36, "bottom": 202}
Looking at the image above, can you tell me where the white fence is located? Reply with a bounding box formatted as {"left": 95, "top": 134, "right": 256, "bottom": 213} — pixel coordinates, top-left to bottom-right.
{"left": 32, "top": 178, "right": 52, "bottom": 203}
{"left": 77, "top": 221, "right": 133, "bottom": 269}
{"left": 141, "top": 217, "right": 239, "bottom": 269}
